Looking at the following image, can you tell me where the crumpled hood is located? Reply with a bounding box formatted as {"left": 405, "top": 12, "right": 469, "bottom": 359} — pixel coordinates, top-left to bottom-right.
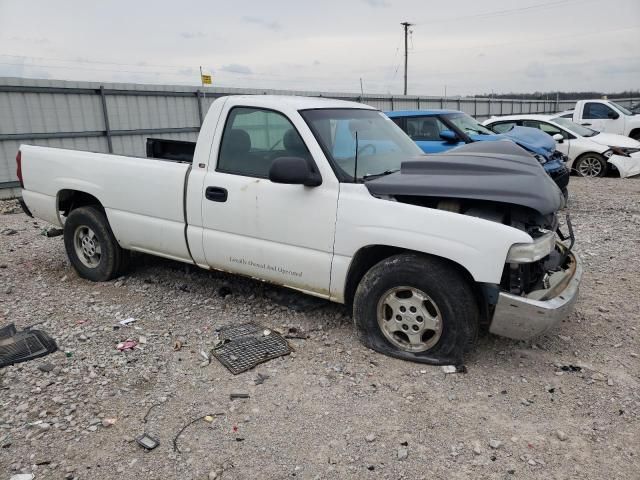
{"left": 588, "top": 132, "right": 640, "bottom": 149}
{"left": 365, "top": 140, "right": 564, "bottom": 215}
{"left": 470, "top": 126, "right": 556, "bottom": 158}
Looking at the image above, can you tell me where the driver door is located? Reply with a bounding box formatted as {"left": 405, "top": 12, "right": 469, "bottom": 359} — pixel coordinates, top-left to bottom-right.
{"left": 200, "top": 105, "right": 339, "bottom": 297}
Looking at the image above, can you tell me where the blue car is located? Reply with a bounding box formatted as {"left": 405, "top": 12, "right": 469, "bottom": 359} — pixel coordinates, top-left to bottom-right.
{"left": 386, "top": 110, "right": 569, "bottom": 196}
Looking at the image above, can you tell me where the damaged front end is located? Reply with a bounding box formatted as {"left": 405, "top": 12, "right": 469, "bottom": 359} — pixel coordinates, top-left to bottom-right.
{"left": 364, "top": 141, "right": 582, "bottom": 340}
{"left": 490, "top": 215, "right": 582, "bottom": 339}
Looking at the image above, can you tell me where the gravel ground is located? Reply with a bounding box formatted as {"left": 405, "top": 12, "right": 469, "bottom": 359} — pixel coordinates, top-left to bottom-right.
{"left": 1, "top": 177, "right": 639, "bottom": 480}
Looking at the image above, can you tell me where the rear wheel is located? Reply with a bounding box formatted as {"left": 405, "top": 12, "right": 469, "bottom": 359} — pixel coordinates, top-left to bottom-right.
{"left": 574, "top": 153, "right": 607, "bottom": 177}
{"left": 64, "top": 206, "right": 125, "bottom": 282}
{"left": 353, "top": 254, "right": 479, "bottom": 365}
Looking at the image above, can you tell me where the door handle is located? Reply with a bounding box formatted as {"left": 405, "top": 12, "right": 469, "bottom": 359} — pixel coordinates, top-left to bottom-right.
{"left": 205, "top": 186, "right": 228, "bottom": 202}
{"left": 581, "top": 122, "right": 591, "bottom": 126}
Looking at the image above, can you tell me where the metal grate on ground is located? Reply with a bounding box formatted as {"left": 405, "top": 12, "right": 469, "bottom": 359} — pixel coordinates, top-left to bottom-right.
{"left": 212, "top": 322, "right": 292, "bottom": 374}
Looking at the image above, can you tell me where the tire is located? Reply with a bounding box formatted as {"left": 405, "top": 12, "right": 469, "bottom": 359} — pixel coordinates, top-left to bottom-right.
{"left": 353, "top": 253, "right": 479, "bottom": 365}
{"left": 63, "top": 206, "right": 124, "bottom": 282}
{"left": 574, "top": 153, "right": 607, "bottom": 177}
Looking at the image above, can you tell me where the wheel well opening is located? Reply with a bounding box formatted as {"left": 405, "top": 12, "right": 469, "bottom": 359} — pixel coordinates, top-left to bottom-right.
{"left": 629, "top": 128, "right": 640, "bottom": 139}
{"left": 57, "top": 190, "right": 104, "bottom": 217}
{"left": 343, "top": 246, "right": 488, "bottom": 324}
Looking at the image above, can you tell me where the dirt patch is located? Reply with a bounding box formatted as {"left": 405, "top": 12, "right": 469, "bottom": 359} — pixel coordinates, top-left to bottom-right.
{"left": 1, "top": 177, "right": 639, "bottom": 479}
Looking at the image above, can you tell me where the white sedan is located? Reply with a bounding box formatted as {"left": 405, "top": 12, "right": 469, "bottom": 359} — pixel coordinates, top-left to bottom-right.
{"left": 483, "top": 114, "right": 640, "bottom": 178}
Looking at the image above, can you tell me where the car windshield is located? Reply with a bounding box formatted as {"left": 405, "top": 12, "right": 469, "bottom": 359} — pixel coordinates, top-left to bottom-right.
{"left": 551, "top": 117, "right": 598, "bottom": 137}
{"left": 444, "top": 112, "right": 493, "bottom": 135}
{"left": 300, "top": 109, "right": 424, "bottom": 181}
{"left": 608, "top": 101, "right": 632, "bottom": 116}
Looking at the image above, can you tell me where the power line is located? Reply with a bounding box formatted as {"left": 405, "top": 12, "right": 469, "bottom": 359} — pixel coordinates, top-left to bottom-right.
{"left": 413, "top": 0, "right": 590, "bottom": 26}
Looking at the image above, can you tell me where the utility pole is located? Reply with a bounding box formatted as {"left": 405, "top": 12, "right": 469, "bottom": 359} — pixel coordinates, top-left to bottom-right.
{"left": 401, "top": 22, "right": 413, "bottom": 95}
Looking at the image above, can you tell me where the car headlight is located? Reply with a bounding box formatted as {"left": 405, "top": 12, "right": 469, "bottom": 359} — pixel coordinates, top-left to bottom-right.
{"left": 607, "top": 146, "right": 630, "bottom": 157}
{"left": 506, "top": 231, "right": 556, "bottom": 263}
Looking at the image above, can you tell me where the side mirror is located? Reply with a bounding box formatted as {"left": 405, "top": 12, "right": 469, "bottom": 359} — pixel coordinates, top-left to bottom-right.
{"left": 552, "top": 133, "right": 564, "bottom": 143}
{"left": 607, "top": 111, "right": 619, "bottom": 119}
{"left": 439, "top": 130, "right": 458, "bottom": 142}
{"left": 269, "top": 156, "right": 322, "bottom": 187}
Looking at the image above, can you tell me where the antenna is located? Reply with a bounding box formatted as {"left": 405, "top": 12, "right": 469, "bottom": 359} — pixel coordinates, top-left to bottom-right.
{"left": 353, "top": 131, "right": 359, "bottom": 183}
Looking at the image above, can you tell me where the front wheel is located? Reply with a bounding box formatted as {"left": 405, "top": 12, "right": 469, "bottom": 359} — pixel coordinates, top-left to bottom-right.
{"left": 353, "top": 254, "right": 479, "bottom": 365}
{"left": 63, "top": 206, "right": 125, "bottom": 282}
{"left": 574, "top": 153, "right": 607, "bottom": 177}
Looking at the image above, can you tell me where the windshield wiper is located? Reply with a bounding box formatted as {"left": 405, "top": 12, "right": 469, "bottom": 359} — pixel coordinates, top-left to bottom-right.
{"left": 362, "top": 169, "right": 400, "bottom": 180}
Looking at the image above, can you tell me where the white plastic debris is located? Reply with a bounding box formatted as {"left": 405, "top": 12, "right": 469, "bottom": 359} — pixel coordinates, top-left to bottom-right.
{"left": 441, "top": 365, "right": 457, "bottom": 374}
{"left": 119, "top": 317, "right": 136, "bottom": 326}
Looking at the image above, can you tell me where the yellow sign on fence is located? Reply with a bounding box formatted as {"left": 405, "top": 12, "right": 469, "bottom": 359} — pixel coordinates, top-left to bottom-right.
{"left": 201, "top": 74, "right": 212, "bottom": 85}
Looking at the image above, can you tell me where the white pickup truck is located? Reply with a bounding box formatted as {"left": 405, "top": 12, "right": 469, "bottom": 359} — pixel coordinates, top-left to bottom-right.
{"left": 561, "top": 99, "right": 640, "bottom": 140}
{"left": 16, "top": 95, "right": 582, "bottom": 365}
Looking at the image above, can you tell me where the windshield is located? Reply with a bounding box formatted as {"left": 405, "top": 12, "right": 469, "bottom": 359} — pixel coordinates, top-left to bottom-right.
{"left": 551, "top": 117, "right": 598, "bottom": 137}
{"left": 444, "top": 112, "right": 493, "bottom": 135}
{"left": 608, "top": 101, "right": 632, "bottom": 116}
{"left": 300, "top": 109, "right": 424, "bottom": 181}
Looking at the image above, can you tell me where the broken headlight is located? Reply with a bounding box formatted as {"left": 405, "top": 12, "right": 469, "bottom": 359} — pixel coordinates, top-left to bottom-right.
{"left": 506, "top": 231, "right": 555, "bottom": 264}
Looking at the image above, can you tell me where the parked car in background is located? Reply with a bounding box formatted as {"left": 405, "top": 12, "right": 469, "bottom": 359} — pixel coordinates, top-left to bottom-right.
{"left": 386, "top": 110, "right": 570, "bottom": 196}
{"left": 562, "top": 99, "right": 640, "bottom": 140}
{"left": 484, "top": 114, "right": 640, "bottom": 178}
{"left": 630, "top": 103, "right": 640, "bottom": 115}
{"left": 16, "top": 95, "right": 581, "bottom": 364}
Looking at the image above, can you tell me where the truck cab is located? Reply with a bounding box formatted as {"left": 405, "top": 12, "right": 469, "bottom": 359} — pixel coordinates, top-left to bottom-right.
{"left": 570, "top": 99, "right": 640, "bottom": 140}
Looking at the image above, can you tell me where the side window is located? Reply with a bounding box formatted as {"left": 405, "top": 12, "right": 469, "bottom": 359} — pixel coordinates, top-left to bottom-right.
{"left": 584, "top": 102, "right": 614, "bottom": 120}
{"left": 522, "top": 120, "right": 568, "bottom": 139}
{"left": 405, "top": 116, "right": 448, "bottom": 141}
{"left": 218, "top": 107, "right": 310, "bottom": 178}
{"left": 489, "top": 121, "right": 516, "bottom": 133}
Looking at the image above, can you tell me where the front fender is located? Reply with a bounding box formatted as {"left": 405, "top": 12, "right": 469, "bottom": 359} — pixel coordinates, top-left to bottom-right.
{"left": 330, "top": 184, "right": 532, "bottom": 300}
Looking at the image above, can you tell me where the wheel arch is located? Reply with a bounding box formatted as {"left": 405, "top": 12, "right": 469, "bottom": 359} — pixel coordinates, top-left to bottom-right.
{"left": 343, "top": 245, "right": 489, "bottom": 324}
{"left": 57, "top": 189, "right": 105, "bottom": 216}
{"left": 629, "top": 128, "right": 640, "bottom": 141}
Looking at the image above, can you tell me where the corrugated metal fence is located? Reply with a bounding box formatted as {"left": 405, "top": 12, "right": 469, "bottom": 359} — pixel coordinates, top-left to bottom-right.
{"left": 1, "top": 77, "right": 636, "bottom": 196}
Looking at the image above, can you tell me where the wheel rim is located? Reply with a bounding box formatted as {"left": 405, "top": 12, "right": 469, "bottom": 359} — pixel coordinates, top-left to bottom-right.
{"left": 376, "top": 286, "right": 443, "bottom": 352}
{"left": 577, "top": 156, "right": 602, "bottom": 177}
{"left": 74, "top": 226, "right": 102, "bottom": 268}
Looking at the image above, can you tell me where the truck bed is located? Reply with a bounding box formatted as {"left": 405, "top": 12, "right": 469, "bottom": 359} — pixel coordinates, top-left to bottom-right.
{"left": 20, "top": 144, "right": 193, "bottom": 262}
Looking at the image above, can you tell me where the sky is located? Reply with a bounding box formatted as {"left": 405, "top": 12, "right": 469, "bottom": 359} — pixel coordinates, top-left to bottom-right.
{"left": 0, "top": 0, "right": 638, "bottom": 96}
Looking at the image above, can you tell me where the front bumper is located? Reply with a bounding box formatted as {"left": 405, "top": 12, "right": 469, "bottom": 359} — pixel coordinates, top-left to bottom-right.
{"left": 489, "top": 249, "right": 582, "bottom": 340}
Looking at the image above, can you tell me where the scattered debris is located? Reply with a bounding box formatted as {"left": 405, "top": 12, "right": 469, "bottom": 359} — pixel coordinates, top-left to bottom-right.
{"left": 212, "top": 322, "right": 292, "bottom": 374}
{"left": 559, "top": 365, "right": 582, "bottom": 372}
{"left": 116, "top": 340, "right": 138, "bottom": 352}
{"left": 10, "top": 474, "right": 35, "bottom": 480}
{"left": 173, "top": 414, "right": 224, "bottom": 453}
{"left": 441, "top": 365, "right": 466, "bottom": 374}
{"left": 173, "top": 340, "right": 183, "bottom": 351}
{"left": 555, "top": 430, "right": 568, "bottom": 441}
{"left": 99, "top": 417, "right": 115, "bottom": 427}
{"left": 0, "top": 323, "right": 58, "bottom": 368}
{"left": 230, "top": 391, "right": 250, "bottom": 400}
{"left": 489, "top": 439, "right": 503, "bottom": 449}
{"left": 136, "top": 433, "right": 160, "bottom": 451}
{"left": 119, "top": 317, "right": 137, "bottom": 327}
{"left": 365, "top": 433, "right": 376, "bottom": 443}
{"left": 397, "top": 447, "right": 409, "bottom": 460}
{"left": 254, "top": 373, "right": 269, "bottom": 385}
{"left": 42, "top": 227, "right": 63, "bottom": 237}
{"left": 284, "top": 326, "right": 309, "bottom": 340}
{"left": 1, "top": 228, "right": 18, "bottom": 236}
